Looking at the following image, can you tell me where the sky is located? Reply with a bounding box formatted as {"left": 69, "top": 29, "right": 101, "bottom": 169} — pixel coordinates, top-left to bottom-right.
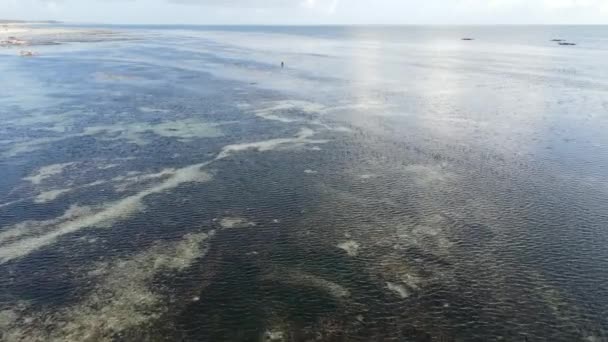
{"left": 2, "top": 0, "right": 608, "bottom": 25}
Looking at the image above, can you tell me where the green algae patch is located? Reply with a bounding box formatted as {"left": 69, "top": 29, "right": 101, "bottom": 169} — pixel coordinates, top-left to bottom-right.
{"left": 84, "top": 119, "right": 224, "bottom": 146}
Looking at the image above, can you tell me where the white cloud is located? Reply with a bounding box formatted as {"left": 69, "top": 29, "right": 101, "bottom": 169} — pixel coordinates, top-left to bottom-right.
{"left": 5, "top": 0, "right": 608, "bottom": 24}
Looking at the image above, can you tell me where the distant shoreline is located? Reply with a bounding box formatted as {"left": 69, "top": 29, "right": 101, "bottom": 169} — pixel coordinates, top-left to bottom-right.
{"left": 0, "top": 20, "right": 62, "bottom": 24}
{"left": 1, "top": 21, "right": 125, "bottom": 52}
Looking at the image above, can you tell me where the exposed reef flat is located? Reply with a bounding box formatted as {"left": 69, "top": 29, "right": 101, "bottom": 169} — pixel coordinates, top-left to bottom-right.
{"left": 0, "top": 22, "right": 128, "bottom": 51}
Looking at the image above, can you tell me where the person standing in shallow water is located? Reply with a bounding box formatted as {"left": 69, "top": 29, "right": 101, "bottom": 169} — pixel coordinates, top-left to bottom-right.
{"left": 281, "top": 61, "right": 284, "bottom": 68}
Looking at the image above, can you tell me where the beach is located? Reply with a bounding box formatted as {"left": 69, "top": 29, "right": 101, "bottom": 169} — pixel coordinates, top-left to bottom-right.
{"left": 1, "top": 22, "right": 126, "bottom": 53}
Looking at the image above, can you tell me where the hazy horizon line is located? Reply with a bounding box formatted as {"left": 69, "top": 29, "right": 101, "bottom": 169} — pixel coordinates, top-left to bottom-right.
{"left": 5, "top": 20, "right": 608, "bottom": 27}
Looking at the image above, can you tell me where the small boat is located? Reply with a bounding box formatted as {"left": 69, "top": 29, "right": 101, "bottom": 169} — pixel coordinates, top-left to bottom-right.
{"left": 558, "top": 42, "right": 576, "bottom": 46}
{"left": 461, "top": 38, "right": 475, "bottom": 41}
{"left": 20, "top": 50, "right": 36, "bottom": 57}
{"left": 1, "top": 38, "right": 27, "bottom": 46}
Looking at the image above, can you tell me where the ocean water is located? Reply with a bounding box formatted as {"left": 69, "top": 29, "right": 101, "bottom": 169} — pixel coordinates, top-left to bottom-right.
{"left": 1, "top": 25, "right": 608, "bottom": 341}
